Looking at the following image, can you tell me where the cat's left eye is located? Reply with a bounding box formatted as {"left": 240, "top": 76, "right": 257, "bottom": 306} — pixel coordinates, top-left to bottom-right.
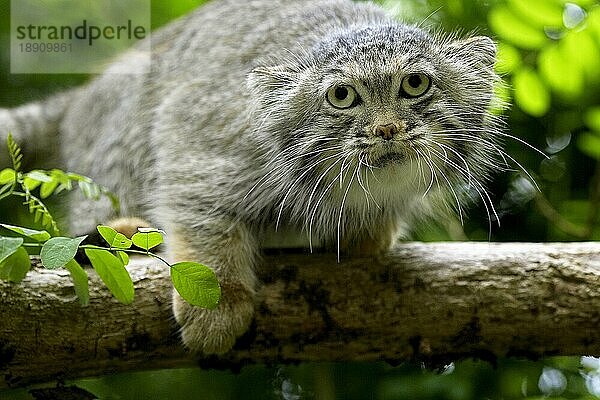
{"left": 400, "top": 73, "right": 431, "bottom": 98}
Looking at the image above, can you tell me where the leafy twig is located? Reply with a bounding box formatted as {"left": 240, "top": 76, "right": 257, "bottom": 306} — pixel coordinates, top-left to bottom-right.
{"left": 0, "top": 134, "right": 219, "bottom": 309}
{"left": 7, "top": 133, "right": 22, "bottom": 172}
{"left": 14, "top": 189, "right": 60, "bottom": 235}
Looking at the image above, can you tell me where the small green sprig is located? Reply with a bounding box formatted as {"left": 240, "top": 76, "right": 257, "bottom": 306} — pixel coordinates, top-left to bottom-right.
{"left": 0, "top": 133, "right": 220, "bottom": 308}
{"left": 0, "top": 133, "right": 120, "bottom": 234}
{"left": 0, "top": 224, "right": 220, "bottom": 307}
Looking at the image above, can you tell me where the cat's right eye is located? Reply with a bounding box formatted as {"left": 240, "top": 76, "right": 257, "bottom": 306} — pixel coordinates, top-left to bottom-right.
{"left": 326, "top": 85, "right": 359, "bottom": 109}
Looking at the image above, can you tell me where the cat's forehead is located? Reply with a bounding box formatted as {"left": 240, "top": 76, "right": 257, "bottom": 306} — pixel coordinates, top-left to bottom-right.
{"left": 315, "top": 25, "right": 437, "bottom": 77}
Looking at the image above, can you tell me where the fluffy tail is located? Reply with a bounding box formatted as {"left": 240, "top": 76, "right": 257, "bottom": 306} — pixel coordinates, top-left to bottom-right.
{"left": 0, "top": 91, "right": 73, "bottom": 167}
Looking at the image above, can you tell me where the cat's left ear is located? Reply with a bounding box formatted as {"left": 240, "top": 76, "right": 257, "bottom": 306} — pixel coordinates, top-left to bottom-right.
{"left": 443, "top": 36, "right": 497, "bottom": 68}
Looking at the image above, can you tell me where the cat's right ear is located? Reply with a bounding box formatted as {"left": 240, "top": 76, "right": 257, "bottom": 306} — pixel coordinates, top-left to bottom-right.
{"left": 246, "top": 65, "right": 302, "bottom": 116}
{"left": 443, "top": 36, "right": 497, "bottom": 69}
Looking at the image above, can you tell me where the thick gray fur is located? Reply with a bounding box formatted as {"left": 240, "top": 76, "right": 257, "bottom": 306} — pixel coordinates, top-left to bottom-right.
{"left": 0, "top": 0, "right": 502, "bottom": 354}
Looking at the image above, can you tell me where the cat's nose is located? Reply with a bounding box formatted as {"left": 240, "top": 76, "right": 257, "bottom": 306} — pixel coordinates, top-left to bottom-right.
{"left": 374, "top": 123, "right": 399, "bottom": 141}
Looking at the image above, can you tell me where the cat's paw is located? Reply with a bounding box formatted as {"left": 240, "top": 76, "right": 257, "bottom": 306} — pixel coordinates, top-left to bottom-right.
{"left": 172, "top": 288, "right": 254, "bottom": 355}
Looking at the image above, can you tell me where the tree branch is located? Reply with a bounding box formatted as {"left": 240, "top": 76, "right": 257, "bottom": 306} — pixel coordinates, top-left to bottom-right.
{"left": 2, "top": 241, "right": 600, "bottom": 388}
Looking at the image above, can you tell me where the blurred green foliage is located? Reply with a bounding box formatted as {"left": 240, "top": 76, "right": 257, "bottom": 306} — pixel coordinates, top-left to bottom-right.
{"left": 384, "top": 0, "right": 600, "bottom": 243}
{"left": 2, "top": 0, "right": 600, "bottom": 399}
{"left": 487, "top": 0, "right": 600, "bottom": 242}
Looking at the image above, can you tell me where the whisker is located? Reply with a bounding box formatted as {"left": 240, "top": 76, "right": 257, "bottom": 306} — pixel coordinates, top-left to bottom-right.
{"left": 498, "top": 131, "right": 549, "bottom": 159}
{"left": 306, "top": 155, "right": 347, "bottom": 251}
{"left": 337, "top": 161, "right": 359, "bottom": 260}
{"left": 426, "top": 146, "right": 465, "bottom": 225}
{"left": 356, "top": 155, "right": 380, "bottom": 210}
{"left": 431, "top": 132, "right": 510, "bottom": 169}
{"left": 425, "top": 143, "right": 500, "bottom": 234}
{"left": 243, "top": 142, "right": 343, "bottom": 202}
{"left": 415, "top": 147, "right": 436, "bottom": 197}
{"left": 432, "top": 140, "right": 473, "bottom": 186}
{"left": 308, "top": 154, "right": 354, "bottom": 252}
{"left": 275, "top": 150, "right": 346, "bottom": 231}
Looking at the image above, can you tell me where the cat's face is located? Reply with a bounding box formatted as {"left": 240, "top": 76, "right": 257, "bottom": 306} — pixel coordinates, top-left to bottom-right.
{"left": 314, "top": 27, "right": 495, "bottom": 169}
{"left": 248, "top": 24, "right": 502, "bottom": 235}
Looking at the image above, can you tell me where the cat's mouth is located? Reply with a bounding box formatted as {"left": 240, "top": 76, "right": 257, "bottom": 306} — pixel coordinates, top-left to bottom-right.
{"left": 369, "top": 149, "right": 407, "bottom": 167}
{"left": 363, "top": 133, "right": 424, "bottom": 167}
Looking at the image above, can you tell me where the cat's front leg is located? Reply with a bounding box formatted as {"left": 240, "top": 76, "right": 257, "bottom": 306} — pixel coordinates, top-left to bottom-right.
{"left": 168, "top": 216, "right": 258, "bottom": 355}
{"left": 341, "top": 218, "right": 398, "bottom": 256}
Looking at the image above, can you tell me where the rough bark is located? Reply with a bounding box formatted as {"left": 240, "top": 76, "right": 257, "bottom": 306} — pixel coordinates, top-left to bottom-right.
{"left": 1, "top": 241, "right": 600, "bottom": 388}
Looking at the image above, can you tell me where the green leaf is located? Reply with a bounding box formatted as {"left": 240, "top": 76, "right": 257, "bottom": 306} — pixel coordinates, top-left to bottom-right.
{"left": 0, "top": 246, "right": 31, "bottom": 282}
{"left": 116, "top": 251, "right": 129, "bottom": 266}
{"left": 0, "top": 168, "right": 15, "bottom": 184}
{"left": 24, "top": 170, "right": 52, "bottom": 192}
{"left": 33, "top": 207, "right": 42, "bottom": 223}
{"left": 495, "top": 42, "right": 522, "bottom": 74}
{"left": 85, "top": 248, "right": 134, "bottom": 304}
{"left": 22, "top": 194, "right": 60, "bottom": 235}
{"left": 47, "top": 169, "right": 72, "bottom": 194}
{"left": 25, "top": 170, "right": 53, "bottom": 183}
{"left": 40, "top": 236, "right": 87, "bottom": 269}
{"left": 64, "top": 259, "right": 89, "bottom": 306}
{"left": 97, "top": 225, "right": 132, "bottom": 249}
{"left": 131, "top": 230, "right": 163, "bottom": 251}
{"left": 54, "top": 182, "right": 73, "bottom": 195}
{"left": 106, "top": 192, "right": 121, "bottom": 214}
{"left": 23, "top": 177, "right": 42, "bottom": 191}
{"left": 578, "top": 132, "right": 600, "bottom": 159}
{"left": 488, "top": 5, "right": 547, "bottom": 50}
{"left": 40, "top": 179, "right": 59, "bottom": 199}
{"left": 538, "top": 44, "right": 584, "bottom": 100}
{"left": 589, "top": 7, "right": 600, "bottom": 41}
{"left": 566, "top": 0, "right": 597, "bottom": 7}
{"left": 27, "top": 200, "right": 36, "bottom": 214}
{"left": 66, "top": 172, "right": 120, "bottom": 212}
{"left": 0, "top": 224, "right": 51, "bottom": 242}
{"left": 0, "top": 183, "right": 12, "bottom": 197}
{"left": 585, "top": 107, "right": 600, "bottom": 132}
{"left": 171, "top": 262, "right": 221, "bottom": 309}
{"left": 513, "top": 67, "right": 551, "bottom": 117}
{"left": 507, "top": 0, "right": 564, "bottom": 28}
{"left": 52, "top": 170, "right": 72, "bottom": 194}
{"left": 79, "top": 181, "right": 101, "bottom": 200}
{"left": 49, "top": 169, "right": 70, "bottom": 182}
{"left": 41, "top": 212, "right": 53, "bottom": 228}
{"left": 563, "top": 30, "right": 600, "bottom": 83}
{"left": 0, "top": 236, "right": 24, "bottom": 263}
{"left": 66, "top": 172, "right": 88, "bottom": 182}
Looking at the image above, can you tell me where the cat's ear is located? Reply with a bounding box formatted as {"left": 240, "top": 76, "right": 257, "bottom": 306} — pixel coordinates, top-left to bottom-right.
{"left": 247, "top": 65, "right": 299, "bottom": 90}
{"left": 443, "top": 36, "right": 497, "bottom": 69}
